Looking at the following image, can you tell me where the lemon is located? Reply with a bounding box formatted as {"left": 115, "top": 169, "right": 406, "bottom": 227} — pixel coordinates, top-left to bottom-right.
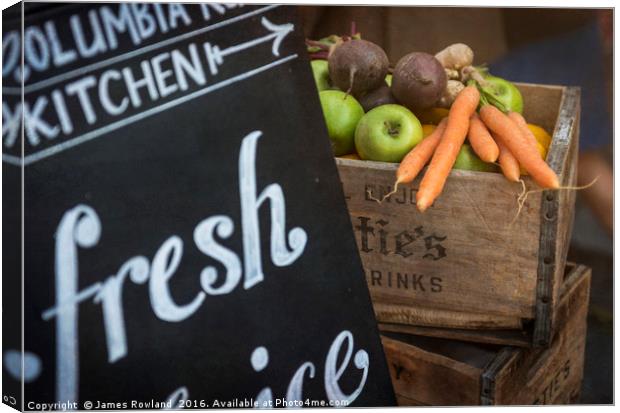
{"left": 527, "top": 124, "right": 552, "bottom": 150}
{"left": 339, "top": 153, "right": 361, "bottom": 160}
{"left": 416, "top": 108, "right": 449, "bottom": 125}
{"left": 537, "top": 141, "right": 547, "bottom": 159}
{"left": 422, "top": 124, "right": 437, "bottom": 138}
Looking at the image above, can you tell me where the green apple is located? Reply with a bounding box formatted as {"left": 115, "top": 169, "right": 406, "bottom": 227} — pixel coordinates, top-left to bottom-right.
{"left": 319, "top": 90, "right": 365, "bottom": 156}
{"left": 453, "top": 144, "right": 499, "bottom": 172}
{"left": 480, "top": 74, "right": 523, "bottom": 114}
{"left": 385, "top": 74, "right": 392, "bottom": 87}
{"left": 311, "top": 59, "right": 331, "bottom": 91}
{"left": 355, "top": 104, "right": 423, "bottom": 162}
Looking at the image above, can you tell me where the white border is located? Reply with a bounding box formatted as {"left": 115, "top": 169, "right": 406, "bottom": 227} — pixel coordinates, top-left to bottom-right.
{"left": 0, "top": 1, "right": 616, "bottom": 413}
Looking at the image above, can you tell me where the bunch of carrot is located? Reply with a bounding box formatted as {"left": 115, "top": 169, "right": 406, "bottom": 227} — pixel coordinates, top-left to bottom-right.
{"left": 392, "top": 85, "right": 559, "bottom": 212}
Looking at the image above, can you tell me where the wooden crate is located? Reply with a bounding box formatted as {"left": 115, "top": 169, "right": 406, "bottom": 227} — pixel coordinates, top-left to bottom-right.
{"left": 336, "top": 84, "right": 580, "bottom": 347}
{"left": 381, "top": 263, "right": 590, "bottom": 406}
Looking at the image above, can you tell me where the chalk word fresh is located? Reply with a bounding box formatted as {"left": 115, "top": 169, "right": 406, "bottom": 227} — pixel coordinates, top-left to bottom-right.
{"left": 41, "top": 130, "right": 369, "bottom": 405}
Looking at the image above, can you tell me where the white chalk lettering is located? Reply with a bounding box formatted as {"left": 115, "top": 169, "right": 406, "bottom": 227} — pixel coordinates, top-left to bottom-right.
{"left": 2, "top": 102, "right": 22, "bottom": 148}
{"left": 43, "top": 130, "right": 308, "bottom": 402}
{"left": 54, "top": 205, "right": 101, "bottom": 403}
{"left": 100, "top": 4, "right": 140, "bottom": 50}
{"left": 171, "top": 44, "right": 206, "bottom": 91}
{"left": 200, "top": 3, "right": 240, "bottom": 21}
{"left": 239, "top": 131, "right": 307, "bottom": 289}
{"left": 286, "top": 362, "right": 316, "bottom": 403}
{"left": 70, "top": 10, "right": 108, "bottom": 58}
{"left": 252, "top": 331, "right": 368, "bottom": 407}
{"left": 65, "top": 75, "right": 98, "bottom": 124}
{"left": 150, "top": 236, "right": 206, "bottom": 322}
{"left": 2, "top": 30, "right": 20, "bottom": 78}
{"left": 200, "top": 3, "right": 226, "bottom": 20}
{"left": 194, "top": 216, "right": 242, "bottom": 296}
{"left": 131, "top": 3, "right": 157, "bottom": 40}
{"left": 168, "top": 4, "right": 192, "bottom": 29}
{"left": 24, "top": 96, "right": 60, "bottom": 145}
{"left": 6, "top": 10, "right": 296, "bottom": 167}
{"left": 51, "top": 89, "right": 74, "bottom": 135}
{"left": 164, "top": 386, "right": 189, "bottom": 410}
{"left": 123, "top": 60, "right": 159, "bottom": 108}
{"left": 45, "top": 20, "right": 78, "bottom": 67}
{"left": 24, "top": 25, "right": 51, "bottom": 72}
{"left": 152, "top": 3, "right": 169, "bottom": 33}
{"left": 99, "top": 69, "right": 129, "bottom": 116}
{"left": 94, "top": 256, "right": 150, "bottom": 362}
{"left": 41, "top": 131, "right": 370, "bottom": 406}
{"left": 151, "top": 52, "right": 178, "bottom": 98}
{"left": 324, "top": 331, "right": 369, "bottom": 405}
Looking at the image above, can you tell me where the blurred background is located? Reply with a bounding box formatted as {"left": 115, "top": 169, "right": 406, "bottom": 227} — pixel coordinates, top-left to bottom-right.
{"left": 300, "top": 6, "right": 613, "bottom": 404}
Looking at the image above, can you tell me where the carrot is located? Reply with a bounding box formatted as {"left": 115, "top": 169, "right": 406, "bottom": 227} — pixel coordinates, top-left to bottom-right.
{"left": 416, "top": 85, "right": 480, "bottom": 212}
{"left": 494, "top": 134, "right": 520, "bottom": 182}
{"left": 508, "top": 111, "right": 539, "bottom": 153}
{"left": 468, "top": 113, "right": 499, "bottom": 162}
{"left": 480, "top": 105, "right": 559, "bottom": 189}
{"left": 396, "top": 118, "right": 448, "bottom": 185}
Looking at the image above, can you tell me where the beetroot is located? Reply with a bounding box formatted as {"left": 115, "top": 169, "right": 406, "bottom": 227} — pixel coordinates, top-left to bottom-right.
{"left": 328, "top": 39, "right": 389, "bottom": 98}
{"left": 392, "top": 52, "right": 447, "bottom": 111}
{"left": 358, "top": 85, "right": 397, "bottom": 112}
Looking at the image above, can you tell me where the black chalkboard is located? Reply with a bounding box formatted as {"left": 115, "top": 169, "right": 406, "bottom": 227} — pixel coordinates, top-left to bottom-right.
{"left": 2, "top": 3, "right": 395, "bottom": 409}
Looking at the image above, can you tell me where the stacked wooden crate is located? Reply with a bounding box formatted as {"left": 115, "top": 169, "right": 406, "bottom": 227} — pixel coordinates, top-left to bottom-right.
{"left": 336, "top": 84, "right": 589, "bottom": 405}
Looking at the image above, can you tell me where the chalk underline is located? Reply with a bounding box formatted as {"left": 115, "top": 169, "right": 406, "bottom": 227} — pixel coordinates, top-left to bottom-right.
{"left": 2, "top": 53, "right": 299, "bottom": 167}
{"left": 2, "top": 4, "right": 279, "bottom": 95}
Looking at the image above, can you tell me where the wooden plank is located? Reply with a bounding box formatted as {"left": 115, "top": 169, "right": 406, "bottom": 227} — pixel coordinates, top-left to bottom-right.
{"left": 338, "top": 158, "right": 541, "bottom": 318}
{"left": 480, "top": 348, "right": 520, "bottom": 405}
{"left": 489, "top": 265, "right": 590, "bottom": 404}
{"left": 375, "top": 303, "right": 522, "bottom": 329}
{"left": 548, "top": 87, "right": 580, "bottom": 344}
{"left": 380, "top": 263, "right": 578, "bottom": 347}
{"left": 533, "top": 86, "right": 581, "bottom": 346}
{"left": 519, "top": 83, "right": 564, "bottom": 131}
{"left": 381, "top": 335, "right": 482, "bottom": 406}
{"left": 380, "top": 322, "right": 532, "bottom": 347}
{"left": 395, "top": 395, "right": 427, "bottom": 406}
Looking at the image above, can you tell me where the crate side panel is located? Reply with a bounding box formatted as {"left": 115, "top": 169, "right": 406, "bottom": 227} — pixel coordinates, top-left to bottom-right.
{"left": 381, "top": 336, "right": 482, "bottom": 406}
{"left": 493, "top": 266, "right": 590, "bottom": 405}
{"left": 379, "top": 323, "right": 532, "bottom": 347}
{"left": 550, "top": 87, "right": 581, "bottom": 340}
{"left": 338, "top": 160, "right": 540, "bottom": 319}
{"left": 533, "top": 86, "right": 581, "bottom": 346}
{"left": 375, "top": 303, "right": 522, "bottom": 329}
{"left": 518, "top": 84, "right": 563, "bottom": 133}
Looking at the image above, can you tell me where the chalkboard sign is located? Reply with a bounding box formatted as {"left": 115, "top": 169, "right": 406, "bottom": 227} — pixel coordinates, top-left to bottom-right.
{"left": 2, "top": 3, "right": 395, "bottom": 409}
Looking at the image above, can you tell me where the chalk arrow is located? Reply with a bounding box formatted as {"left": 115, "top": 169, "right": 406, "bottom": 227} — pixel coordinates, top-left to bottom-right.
{"left": 259, "top": 17, "right": 294, "bottom": 57}
{"left": 205, "top": 17, "right": 294, "bottom": 75}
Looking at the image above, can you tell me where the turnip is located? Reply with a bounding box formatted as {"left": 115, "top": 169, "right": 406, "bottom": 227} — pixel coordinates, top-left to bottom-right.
{"left": 437, "top": 80, "right": 466, "bottom": 108}
{"left": 435, "top": 43, "right": 474, "bottom": 71}
{"left": 328, "top": 39, "right": 389, "bottom": 97}
{"left": 392, "top": 52, "right": 447, "bottom": 111}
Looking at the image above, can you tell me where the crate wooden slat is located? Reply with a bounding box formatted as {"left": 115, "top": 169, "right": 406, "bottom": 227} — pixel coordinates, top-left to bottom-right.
{"left": 381, "top": 263, "right": 590, "bottom": 406}
{"left": 336, "top": 83, "right": 580, "bottom": 347}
